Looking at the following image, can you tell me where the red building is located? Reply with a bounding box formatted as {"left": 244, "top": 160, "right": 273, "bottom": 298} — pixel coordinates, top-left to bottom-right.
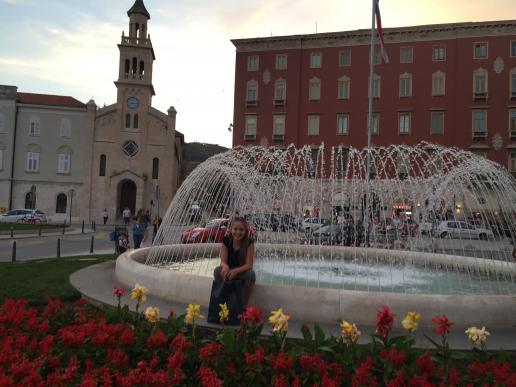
{"left": 231, "top": 20, "right": 516, "bottom": 175}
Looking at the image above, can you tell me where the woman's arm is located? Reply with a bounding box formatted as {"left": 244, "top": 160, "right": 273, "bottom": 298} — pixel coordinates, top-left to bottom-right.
{"left": 227, "top": 243, "right": 255, "bottom": 279}
{"left": 219, "top": 244, "right": 230, "bottom": 281}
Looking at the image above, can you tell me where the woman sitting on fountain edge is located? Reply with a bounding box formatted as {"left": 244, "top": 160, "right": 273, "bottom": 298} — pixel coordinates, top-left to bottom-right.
{"left": 213, "top": 216, "right": 255, "bottom": 306}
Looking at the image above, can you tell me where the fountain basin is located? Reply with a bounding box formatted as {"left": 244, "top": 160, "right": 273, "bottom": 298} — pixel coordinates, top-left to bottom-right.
{"left": 116, "top": 245, "right": 516, "bottom": 329}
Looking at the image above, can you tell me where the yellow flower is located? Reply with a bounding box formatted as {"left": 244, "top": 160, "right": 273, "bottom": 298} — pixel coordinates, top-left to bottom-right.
{"left": 268, "top": 308, "right": 290, "bottom": 333}
{"left": 340, "top": 320, "right": 361, "bottom": 345}
{"left": 130, "top": 283, "right": 149, "bottom": 305}
{"left": 465, "top": 326, "right": 490, "bottom": 346}
{"left": 185, "top": 304, "right": 204, "bottom": 325}
{"left": 144, "top": 306, "right": 160, "bottom": 324}
{"left": 402, "top": 311, "right": 421, "bottom": 333}
{"left": 219, "top": 303, "right": 229, "bottom": 323}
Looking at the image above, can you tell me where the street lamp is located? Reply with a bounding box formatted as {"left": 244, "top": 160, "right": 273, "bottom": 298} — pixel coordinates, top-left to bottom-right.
{"left": 68, "top": 189, "right": 75, "bottom": 225}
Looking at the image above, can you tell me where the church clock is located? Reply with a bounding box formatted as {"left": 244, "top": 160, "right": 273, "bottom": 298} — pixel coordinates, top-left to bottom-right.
{"left": 127, "top": 97, "right": 139, "bottom": 109}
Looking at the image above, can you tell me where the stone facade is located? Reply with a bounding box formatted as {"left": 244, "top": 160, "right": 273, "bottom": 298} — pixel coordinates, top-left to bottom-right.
{"left": 0, "top": 0, "right": 184, "bottom": 223}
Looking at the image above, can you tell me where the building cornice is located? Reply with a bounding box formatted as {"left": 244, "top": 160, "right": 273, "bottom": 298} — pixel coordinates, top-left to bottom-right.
{"left": 16, "top": 104, "right": 87, "bottom": 113}
{"left": 232, "top": 20, "right": 516, "bottom": 52}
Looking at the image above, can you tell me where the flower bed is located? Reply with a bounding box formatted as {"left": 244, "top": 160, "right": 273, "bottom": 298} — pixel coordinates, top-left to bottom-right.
{"left": 0, "top": 284, "right": 514, "bottom": 386}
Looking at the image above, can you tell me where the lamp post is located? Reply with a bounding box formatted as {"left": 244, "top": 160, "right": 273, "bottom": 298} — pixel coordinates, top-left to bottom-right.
{"left": 68, "top": 189, "right": 75, "bottom": 225}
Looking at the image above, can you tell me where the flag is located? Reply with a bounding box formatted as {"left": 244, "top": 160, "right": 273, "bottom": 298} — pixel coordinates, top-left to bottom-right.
{"left": 374, "top": 0, "right": 389, "bottom": 64}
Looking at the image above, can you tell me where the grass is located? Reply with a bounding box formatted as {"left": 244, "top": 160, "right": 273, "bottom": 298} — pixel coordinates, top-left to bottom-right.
{"left": 0, "top": 223, "right": 68, "bottom": 232}
{"left": 0, "top": 255, "right": 115, "bottom": 306}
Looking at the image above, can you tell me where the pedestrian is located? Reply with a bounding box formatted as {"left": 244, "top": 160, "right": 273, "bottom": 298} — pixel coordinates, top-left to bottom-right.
{"left": 123, "top": 207, "right": 131, "bottom": 225}
{"left": 152, "top": 216, "right": 160, "bottom": 242}
{"left": 102, "top": 208, "right": 108, "bottom": 225}
{"left": 133, "top": 217, "right": 144, "bottom": 249}
{"left": 117, "top": 233, "right": 130, "bottom": 255}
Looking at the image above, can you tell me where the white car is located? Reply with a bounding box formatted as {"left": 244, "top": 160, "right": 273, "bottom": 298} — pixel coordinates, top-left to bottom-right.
{"left": 302, "top": 217, "right": 329, "bottom": 233}
{"left": 0, "top": 209, "right": 47, "bottom": 223}
{"left": 435, "top": 221, "right": 494, "bottom": 240}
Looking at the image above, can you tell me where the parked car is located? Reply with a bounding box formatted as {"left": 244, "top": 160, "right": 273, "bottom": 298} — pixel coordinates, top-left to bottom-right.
{"left": 308, "top": 224, "right": 344, "bottom": 245}
{"left": 435, "top": 221, "right": 494, "bottom": 240}
{"left": 302, "top": 217, "right": 330, "bottom": 233}
{"left": 0, "top": 209, "right": 47, "bottom": 223}
{"left": 181, "top": 218, "right": 229, "bottom": 243}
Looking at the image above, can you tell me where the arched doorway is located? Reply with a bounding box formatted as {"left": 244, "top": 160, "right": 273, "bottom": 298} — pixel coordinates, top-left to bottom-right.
{"left": 118, "top": 180, "right": 136, "bottom": 216}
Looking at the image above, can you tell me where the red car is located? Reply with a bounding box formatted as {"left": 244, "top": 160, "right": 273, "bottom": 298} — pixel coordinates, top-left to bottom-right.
{"left": 181, "top": 218, "right": 229, "bottom": 243}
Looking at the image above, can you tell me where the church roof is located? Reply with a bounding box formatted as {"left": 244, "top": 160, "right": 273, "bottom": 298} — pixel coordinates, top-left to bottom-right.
{"left": 127, "top": 0, "right": 150, "bottom": 19}
{"left": 17, "top": 92, "right": 85, "bottom": 108}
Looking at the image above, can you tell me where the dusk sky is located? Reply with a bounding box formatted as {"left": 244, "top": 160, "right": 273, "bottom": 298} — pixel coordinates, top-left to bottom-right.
{"left": 0, "top": 0, "right": 514, "bottom": 147}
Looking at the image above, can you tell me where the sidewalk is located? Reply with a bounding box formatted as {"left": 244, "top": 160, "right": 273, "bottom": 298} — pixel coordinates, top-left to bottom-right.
{"left": 70, "top": 261, "right": 516, "bottom": 350}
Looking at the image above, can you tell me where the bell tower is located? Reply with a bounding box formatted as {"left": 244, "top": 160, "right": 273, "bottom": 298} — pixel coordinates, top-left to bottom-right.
{"left": 115, "top": 0, "right": 155, "bottom": 123}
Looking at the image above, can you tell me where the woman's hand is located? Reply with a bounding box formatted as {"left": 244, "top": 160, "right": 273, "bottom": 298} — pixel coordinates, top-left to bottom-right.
{"left": 226, "top": 269, "right": 238, "bottom": 281}
{"left": 220, "top": 265, "right": 230, "bottom": 281}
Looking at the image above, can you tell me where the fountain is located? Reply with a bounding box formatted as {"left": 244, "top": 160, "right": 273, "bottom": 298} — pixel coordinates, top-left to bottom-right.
{"left": 116, "top": 143, "right": 516, "bottom": 328}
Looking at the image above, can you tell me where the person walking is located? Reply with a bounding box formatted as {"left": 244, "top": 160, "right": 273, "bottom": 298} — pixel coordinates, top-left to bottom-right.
{"left": 102, "top": 208, "right": 109, "bottom": 225}
{"left": 133, "top": 217, "right": 144, "bottom": 249}
{"left": 123, "top": 207, "right": 131, "bottom": 225}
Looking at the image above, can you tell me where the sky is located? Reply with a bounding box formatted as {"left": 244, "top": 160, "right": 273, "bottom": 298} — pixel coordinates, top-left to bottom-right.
{"left": 0, "top": 0, "right": 514, "bottom": 147}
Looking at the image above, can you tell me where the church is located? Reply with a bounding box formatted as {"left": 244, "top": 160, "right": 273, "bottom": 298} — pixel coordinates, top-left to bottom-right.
{"left": 0, "top": 0, "right": 184, "bottom": 222}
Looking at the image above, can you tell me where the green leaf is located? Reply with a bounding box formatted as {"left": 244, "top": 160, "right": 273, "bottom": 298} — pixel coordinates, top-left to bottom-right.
{"left": 314, "top": 324, "right": 325, "bottom": 346}
{"left": 448, "top": 351, "right": 466, "bottom": 360}
{"left": 423, "top": 334, "right": 442, "bottom": 349}
{"left": 301, "top": 325, "right": 313, "bottom": 344}
{"left": 218, "top": 329, "right": 236, "bottom": 350}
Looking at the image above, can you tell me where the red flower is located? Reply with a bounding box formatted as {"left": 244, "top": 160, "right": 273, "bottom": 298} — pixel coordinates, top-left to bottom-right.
{"left": 380, "top": 347, "right": 406, "bottom": 367}
{"left": 431, "top": 315, "right": 453, "bottom": 337}
{"left": 245, "top": 346, "right": 265, "bottom": 367}
{"left": 168, "top": 351, "right": 185, "bottom": 373}
{"left": 226, "top": 361, "right": 236, "bottom": 377}
{"left": 107, "top": 348, "right": 129, "bottom": 367}
{"left": 146, "top": 329, "right": 168, "bottom": 349}
{"left": 387, "top": 370, "right": 406, "bottom": 387}
{"left": 113, "top": 286, "right": 126, "bottom": 298}
{"left": 270, "top": 352, "right": 293, "bottom": 373}
{"left": 376, "top": 306, "right": 395, "bottom": 341}
{"left": 199, "top": 342, "right": 223, "bottom": 363}
{"left": 171, "top": 333, "right": 193, "bottom": 352}
{"left": 417, "top": 351, "right": 435, "bottom": 377}
{"left": 292, "top": 376, "right": 302, "bottom": 387}
{"left": 198, "top": 366, "right": 222, "bottom": 387}
{"left": 447, "top": 367, "right": 460, "bottom": 385}
{"left": 273, "top": 374, "right": 289, "bottom": 387}
{"left": 352, "top": 357, "right": 378, "bottom": 387}
{"left": 241, "top": 306, "right": 263, "bottom": 324}
{"left": 299, "top": 354, "right": 328, "bottom": 377}
{"left": 120, "top": 328, "right": 135, "bottom": 346}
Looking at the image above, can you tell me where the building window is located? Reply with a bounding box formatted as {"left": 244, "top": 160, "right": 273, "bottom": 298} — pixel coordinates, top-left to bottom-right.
{"left": 471, "top": 149, "right": 487, "bottom": 158}
{"left": 29, "top": 117, "right": 40, "bottom": 136}
{"left": 398, "top": 113, "right": 411, "bottom": 134}
{"left": 152, "top": 157, "right": 159, "bottom": 179}
{"left": 274, "top": 79, "right": 286, "bottom": 102}
{"left": 246, "top": 80, "right": 258, "bottom": 104}
{"left": 431, "top": 111, "right": 445, "bottom": 134}
{"left": 133, "top": 114, "right": 139, "bottom": 129}
{"left": 99, "top": 154, "right": 106, "bottom": 176}
{"left": 472, "top": 110, "right": 487, "bottom": 137}
{"left": 247, "top": 55, "right": 259, "bottom": 71}
{"left": 26, "top": 151, "right": 40, "bottom": 172}
{"left": 433, "top": 45, "right": 446, "bottom": 61}
{"left": 0, "top": 143, "right": 4, "bottom": 170}
{"left": 308, "top": 115, "right": 320, "bottom": 136}
{"left": 25, "top": 192, "right": 36, "bottom": 210}
{"left": 511, "top": 41, "right": 516, "bottom": 57}
{"left": 399, "top": 73, "right": 412, "bottom": 97}
{"left": 0, "top": 113, "right": 5, "bottom": 133}
{"left": 509, "top": 151, "right": 516, "bottom": 174}
{"left": 336, "top": 114, "right": 349, "bottom": 135}
{"left": 473, "top": 69, "right": 488, "bottom": 97}
{"left": 509, "top": 110, "right": 516, "bottom": 136}
{"left": 310, "top": 52, "right": 322, "bottom": 68}
{"left": 309, "top": 78, "right": 321, "bottom": 101}
{"left": 245, "top": 115, "right": 257, "bottom": 140}
{"left": 122, "top": 140, "right": 139, "bottom": 157}
{"left": 57, "top": 153, "right": 71, "bottom": 174}
{"left": 371, "top": 113, "right": 380, "bottom": 135}
{"left": 474, "top": 42, "right": 488, "bottom": 59}
{"left": 371, "top": 74, "right": 381, "bottom": 98}
{"left": 273, "top": 115, "right": 285, "bottom": 140}
{"left": 396, "top": 153, "right": 410, "bottom": 178}
{"left": 125, "top": 114, "right": 131, "bottom": 128}
{"left": 60, "top": 118, "right": 72, "bottom": 137}
{"left": 400, "top": 47, "right": 413, "bottom": 63}
{"left": 56, "top": 193, "right": 67, "bottom": 214}
{"left": 339, "top": 49, "right": 351, "bottom": 66}
{"left": 510, "top": 69, "right": 516, "bottom": 97}
{"left": 275, "top": 54, "right": 287, "bottom": 70}
{"left": 337, "top": 76, "right": 350, "bottom": 99}
{"left": 432, "top": 71, "right": 446, "bottom": 96}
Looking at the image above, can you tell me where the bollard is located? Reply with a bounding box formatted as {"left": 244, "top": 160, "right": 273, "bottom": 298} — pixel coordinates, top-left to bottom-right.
{"left": 10, "top": 226, "right": 13, "bottom": 238}
{"left": 38, "top": 224, "right": 42, "bottom": 237}
{"left": 57, "top": 238, "right": 61, "bottom": 258}
{"left": 93, "top": 221, "right": 96, "bottom": 232}
{"left": 81, "top": 220, "right": 85, "bottom": 234}
{"left": 90, "top": 235, "right": 94, "bottom": 254}
{"left": 91, "top": 221, "right": 94, "bottom": 231}
{"left": 11, "top": 241, "right": 16, "bottom": 263}
{"left": 62, "top": 221, "right": 66, "bottom": 235}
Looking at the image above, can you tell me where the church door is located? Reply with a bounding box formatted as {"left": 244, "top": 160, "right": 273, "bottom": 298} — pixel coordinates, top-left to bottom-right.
{"left": 119, "top": 180, "right": 137, "bottom": 216}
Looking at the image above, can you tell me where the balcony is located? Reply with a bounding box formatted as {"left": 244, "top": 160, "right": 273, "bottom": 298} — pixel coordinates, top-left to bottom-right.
{"left": 121, "top": 36, "right": 152, "bottom": 47}
{"left": 273, "top": 99, "right": 286, "bottom": 107}
{"left": 472, "top": 92, "right": 488, "bottom": 101}
{"left": 511, "top": 92, "right": 516, "bottom": 99}
{"left": 124, "top": 73, "right": 145, "bottom": 81}
{"left": 246, "top": 100, "right": 258, "bottom": 107}
{"left": 510, "top": 131, "right": 516, "bottom": 139}
{"left": 273, "top": 134, "right": 285, "bottom": 141}
{"left": 472, "top": 131, "right": 488, "bottom": 139}
{"left": 244, "top": 134, "right": 256, "bottom": 141}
